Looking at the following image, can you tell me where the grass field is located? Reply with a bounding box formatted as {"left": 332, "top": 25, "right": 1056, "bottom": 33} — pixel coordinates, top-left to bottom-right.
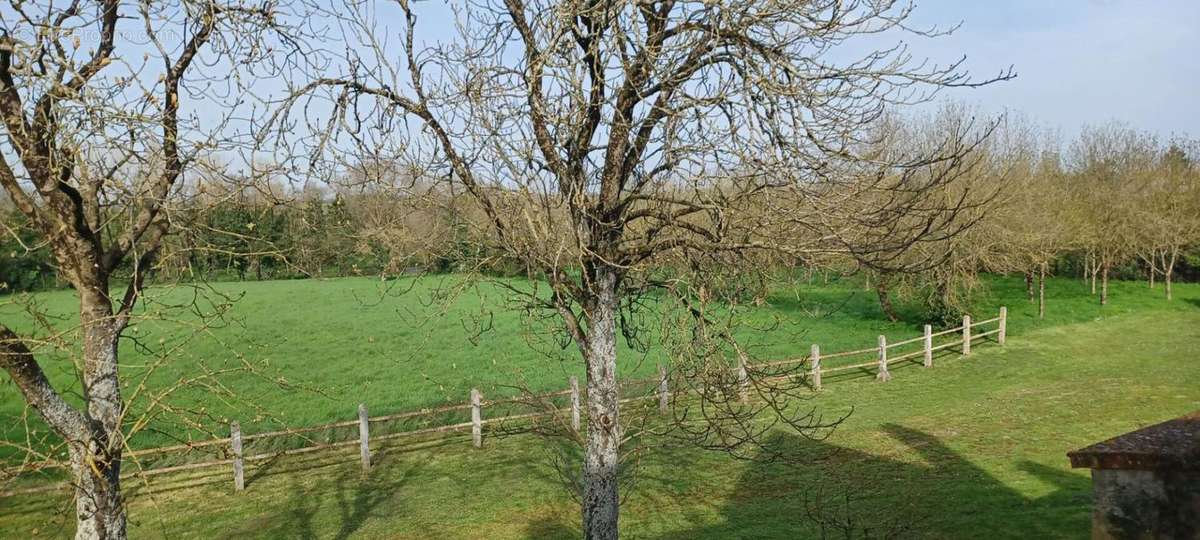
{"left": 2, "top": 273, "right": 1193, "bottom": 450}
{"left": 0, "top": 276, "right": 1195, "bottom": 537}
{"left": 1, "top": 274, "right": 1197, "bottom": 538}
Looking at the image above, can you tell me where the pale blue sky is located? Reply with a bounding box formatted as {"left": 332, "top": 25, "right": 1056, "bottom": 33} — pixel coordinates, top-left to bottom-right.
{"left": 6, "top": 0, "right": 1195, "bottom": 161}
{"left": 393, "top": 0, "right": 1199, "bottom": 138}
{"left": 895, "top": 0, "right": 1199, "bottom": 138}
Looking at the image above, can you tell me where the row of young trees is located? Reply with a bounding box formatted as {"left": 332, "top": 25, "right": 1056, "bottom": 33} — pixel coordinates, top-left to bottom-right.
{"left": 0, "top": 2, "right": 1193, "bottom": 540}
{"left": 863, "top": 118, "right": 1200, "bottom": 323}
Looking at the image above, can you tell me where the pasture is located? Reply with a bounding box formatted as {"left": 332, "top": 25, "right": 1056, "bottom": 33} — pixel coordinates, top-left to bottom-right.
{"left": 1, "top": 274, "right": 1188, "bottom": 443}
{"left": 1, "top": 275, "right": 1198, "bottom": 537}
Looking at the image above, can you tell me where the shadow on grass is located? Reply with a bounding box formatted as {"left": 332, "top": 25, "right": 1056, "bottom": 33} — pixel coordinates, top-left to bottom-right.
{"left": 657, "top": 424, "right": 1090, "bottom": 539}
{"left": 202, "top": 437, "right": 473, "bottom": 539}
{"left": 523, "top": 514, "right": 577, "bottom": 539}
{"left": 218, "top": 457, "right": 424, "bottom": 540}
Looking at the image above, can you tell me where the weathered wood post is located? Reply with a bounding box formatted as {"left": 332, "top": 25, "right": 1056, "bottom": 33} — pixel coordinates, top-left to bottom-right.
{"left": 658, "top": 364, "right": 669, "bottom": 414}
{"left": 923, "top": 324, "right": 933, "bottom": 368}
{"left": 998, "top": 306, "right": 1007, "bottom": 345}
{"left": 876, "top": 335, "right": 891, "bottom": 382}
{"left": 358, "top": 404, "right": 370, "bottom": 474}
{"left": 470, "top": 388, "right": 482, "bottom": 448}
{"left": 736, "top": 352, "right": 750, "bottom": 403}
{"left": 810, "top": 344, "right": 821, "bottom": 390}
{"left": 230, "top": 421, "right": 244, "bottom": 491}
{"left": 962, "top": 314, "right": 971, "bottom": 355}
{"left": 569, "top": 376, "right": 580, "bottom": 432}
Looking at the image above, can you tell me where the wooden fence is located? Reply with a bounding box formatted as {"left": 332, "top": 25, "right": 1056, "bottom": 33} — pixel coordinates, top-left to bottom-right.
{"left": 1, "top": 307, "right": 1007, "bottom": 496}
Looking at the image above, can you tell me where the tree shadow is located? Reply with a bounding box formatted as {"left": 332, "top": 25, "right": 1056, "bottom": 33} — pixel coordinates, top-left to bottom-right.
{"left": 218, "top": 455, "right": 423, "bottom": 540}
{"left": 523, "top": 514, "right": 577, "bottom": 539}
{"left": 658, "top": 424, "right": 1088, "bottom": 539}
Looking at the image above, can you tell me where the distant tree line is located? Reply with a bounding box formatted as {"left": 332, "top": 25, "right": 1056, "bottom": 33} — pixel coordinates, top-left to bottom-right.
{"left": 0, "top": 182, "right": 513, "bottom": 290}
{"left": 4, "top": 121, "right": 1198, "bottom": 316}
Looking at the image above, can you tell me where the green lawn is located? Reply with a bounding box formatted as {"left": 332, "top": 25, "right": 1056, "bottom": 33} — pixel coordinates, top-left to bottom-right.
{"left": 1, "top": 277, "right": 1197, "bottom": 538}
{"left": 2, "top": 273, "right": 1190, "bottom": 450}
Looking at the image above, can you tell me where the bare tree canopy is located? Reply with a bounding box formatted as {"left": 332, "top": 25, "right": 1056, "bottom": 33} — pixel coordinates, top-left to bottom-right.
{"left": 267, "top": 1, "right": 1012, "bottom": 537}
{"left": 0, "top": 2, "right": 304, "bottom": 538}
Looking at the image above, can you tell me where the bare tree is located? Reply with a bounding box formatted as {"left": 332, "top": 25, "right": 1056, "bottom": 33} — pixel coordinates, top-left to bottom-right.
{"left": 1069, "top": 124, "right": 1156, "bottom": 306}
{"left": 0, "top": 3, "right": 299, "bottom": 538}
{"left": 1136, "top": 140, "right": 1200, "bottom": 300}
{"left": 272, "top": 1, "right": 1009, "bottom": 537}
{"left": 993, "top": 125, "right": 1069, "bottom": 319}
{"left": 848, "top": 104, "right": 1013, "bottom": 325}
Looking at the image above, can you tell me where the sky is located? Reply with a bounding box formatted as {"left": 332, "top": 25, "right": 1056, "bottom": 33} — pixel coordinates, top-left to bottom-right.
{"left": 3, "top": 0, "right": 1196, "bottom": 168}
{"left": 894, "top": 0, "right": 1199, "bottom": 139}
{"left": 388, "top": 0, "right": 1200, "bottom": 140}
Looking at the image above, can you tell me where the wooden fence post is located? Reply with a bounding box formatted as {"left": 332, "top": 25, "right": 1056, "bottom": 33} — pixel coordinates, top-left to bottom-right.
{"left": 658, "top": 364, "right": 669, "bottom": 414}
{"left": 923, "top": 324, "right": 933, "bottom": 368}
{"left": 230, "top": 421, "right": 244, "bottom": 491}
{"left": 569, "top": 376, "right": 580, "bottom": 432}
{"left": 962, "top": 315, "right": 971, "bottom": 355}
{"left": 737, "top": 352, "right": 750, "bottom": 403}
{"left": 876, "top": 335, "right": 891, "bottom": 382}
{"left": 810, "top": 344, "right": 821, "bottom": 390}
{"left": 471, "top": 388, "right": 482, "bottom": 448}
{"left": 358, "top": 404, "right": 370, "bottom": 474}
{"left": 998, "top": 306, "right": 1007, "bottom": 345}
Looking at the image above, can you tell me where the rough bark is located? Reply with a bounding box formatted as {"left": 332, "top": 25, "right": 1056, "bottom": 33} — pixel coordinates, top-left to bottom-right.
{"left": 1025, "top": 270, "right": 1034, "bottom": 301}
{"left": 581, "top": 267, "right": 620, "bottom": 540}
{"left": 0, "top": 327, "right": 87, "bottom": 436}
{"left": 75, "top": 286, "right": 129, "bottom": 540}
{"left": 69, "top": 440, "right": 126, "bottom": 540}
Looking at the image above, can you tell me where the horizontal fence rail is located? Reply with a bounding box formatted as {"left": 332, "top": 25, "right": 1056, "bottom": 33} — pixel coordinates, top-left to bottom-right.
{"left": 1, "top": 307, "right": 1008, "bottom": 497}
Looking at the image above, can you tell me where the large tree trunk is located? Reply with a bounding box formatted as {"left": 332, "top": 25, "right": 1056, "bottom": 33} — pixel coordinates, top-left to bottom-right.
{"left": 1024, "top": 270, "right": 1034, "bottom": 301}
{"left": 69, "top": 439, "right": 126, "bottom": 540}
{"left": 1038, "top": 262, "right": 1046, "bottom": 319}
{"left": 874, "top": 279, "right": 899, "bottom": 322}
{"left": 75, "top": 289, "right": 128, "bottom": 540}
{"left": 0, "top": 290, "right": 128, "bottom": 540}
{"left": 582, "top": 267, "right": 620, "bottom": 540}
